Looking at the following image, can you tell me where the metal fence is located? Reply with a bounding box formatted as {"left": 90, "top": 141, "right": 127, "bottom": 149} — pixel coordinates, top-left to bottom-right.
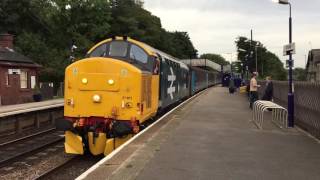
{"left": 258, "top": 81, "right": 320, "bottom": 138}
{"left": 39, "top": 82, "right": 64, "bottom": 100}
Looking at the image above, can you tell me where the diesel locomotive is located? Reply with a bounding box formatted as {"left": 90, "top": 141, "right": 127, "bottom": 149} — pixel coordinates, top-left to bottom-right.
{"left": 57, "top": 36, "right": 221, "bottom": 156}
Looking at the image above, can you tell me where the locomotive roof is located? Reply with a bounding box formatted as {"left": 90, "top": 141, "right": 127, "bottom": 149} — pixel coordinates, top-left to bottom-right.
{"left": 87, "top": 36, "right": 189, "bottom": 70}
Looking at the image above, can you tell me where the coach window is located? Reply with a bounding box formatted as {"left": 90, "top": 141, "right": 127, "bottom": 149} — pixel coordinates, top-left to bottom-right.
{"left": 130, "top": 44, "right": 148, "bottom": 64}
{"left": 89, "top": 43, "right": 107, "bottom": 57}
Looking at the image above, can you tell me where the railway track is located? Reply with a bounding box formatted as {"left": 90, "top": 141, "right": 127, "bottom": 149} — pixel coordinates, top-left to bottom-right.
{"left": 0, "top": 128, "right": 64, "bottom": 167}
{"left": 34, "top": 155, "right": 103, "bottom": 180}
{"left": 34, "top": 101, "right": 191, "bottom": 179}
{"left": 34, "top": 155, "right": 78, "bottom": 180}
{"left": 0, "top": 92, "right": 204, "bottom": 179}
{"left": 0, "top": 128, "right": 56, "bottom": 146}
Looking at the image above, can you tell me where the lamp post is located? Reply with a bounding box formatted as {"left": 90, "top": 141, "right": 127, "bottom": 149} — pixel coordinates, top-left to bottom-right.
{"left": 255, "top": 46, "right": 258, "bottom": 72}
{"left": 238, "top": 48, "right": 247, "bottom": 79}
{"left": 245, "top": 38, "right": 260, "bottom": 74}
{"left": 273, "top": 0, "right": 294, "bottom": 127}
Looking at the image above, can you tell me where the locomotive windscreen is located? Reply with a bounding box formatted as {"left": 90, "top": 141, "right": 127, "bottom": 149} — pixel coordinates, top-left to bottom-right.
{"left": 87, "top": 40, "right": 157, "bottom": 73}
{"left": 109, "top": 41, "right": 128, "bottom": 57}
{"left": 88, "top": 41, "right": 129, "bottom": 58}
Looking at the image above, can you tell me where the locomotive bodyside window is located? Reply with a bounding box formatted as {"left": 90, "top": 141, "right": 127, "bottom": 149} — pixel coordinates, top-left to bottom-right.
{"left": 130, "top": 45, "right": 148, "bottom": 64}
{"left": 89, "top": 43, "right": 107, "bottom": 57}
{"left": 109, "top": 41, "right": 128, "bottom": 57}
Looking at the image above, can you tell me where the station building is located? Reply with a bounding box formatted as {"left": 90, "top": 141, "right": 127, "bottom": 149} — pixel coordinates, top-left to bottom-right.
{"left": 306, "top": 49, "right": 320, "bottom": 82}
{"left": 0, "top": 33, "right": 41, "bottom": 105}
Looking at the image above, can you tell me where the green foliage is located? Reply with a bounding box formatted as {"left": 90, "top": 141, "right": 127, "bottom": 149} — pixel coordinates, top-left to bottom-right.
{"left": 235, "top": 36, "right": 287, "bottom": 80}
{"left": 200, "top": 53, "right": 229, "bottom": 65}
{"left": 1, "top": 0, "right": 198, "bottom": 82}
{"left": 108, "top": 0, "right": 197, "bottom": 59}
{"left": 293, "top": 68, "right": 307, "bottom": 81}
{"left": 33, "top": 84, "right": 41, "bottom": 94}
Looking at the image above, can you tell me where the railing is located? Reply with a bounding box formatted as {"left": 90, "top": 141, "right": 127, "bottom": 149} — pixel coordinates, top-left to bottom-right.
{"left": 252, "top": 100, "right": 288, "bottom": 129}
{"left": 40, "top": 82, "right": 64, "bottom": 99}
{"left": 258, "top": 81, "right": 320, "bottom": 138}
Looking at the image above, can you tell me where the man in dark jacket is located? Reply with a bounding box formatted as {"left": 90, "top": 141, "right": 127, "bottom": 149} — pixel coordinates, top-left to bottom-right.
{"left": 229, "top": 77, "right": 235, "bottom": 94}
{"left": 262, "top": 76, "right": 273, "bottom": 101}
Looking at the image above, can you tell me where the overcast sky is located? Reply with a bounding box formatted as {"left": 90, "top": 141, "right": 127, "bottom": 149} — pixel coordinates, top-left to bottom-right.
{"left": 143, "top": 0, "right": 320, "bottom": 68}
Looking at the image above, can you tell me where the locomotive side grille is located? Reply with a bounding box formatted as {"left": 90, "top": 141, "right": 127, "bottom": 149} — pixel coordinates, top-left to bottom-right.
{"left": 142, "top": 75, "right": 152, "bottom": 108}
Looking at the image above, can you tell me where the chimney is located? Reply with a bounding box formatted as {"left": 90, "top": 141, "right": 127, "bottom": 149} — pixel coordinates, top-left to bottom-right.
{"left": 0, "top": 34, "right": 14, "bottom": 49}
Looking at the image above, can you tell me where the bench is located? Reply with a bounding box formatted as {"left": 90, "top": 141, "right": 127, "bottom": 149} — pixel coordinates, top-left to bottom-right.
{"left": 252, "top": 100, "right": 288, "bottom": 129}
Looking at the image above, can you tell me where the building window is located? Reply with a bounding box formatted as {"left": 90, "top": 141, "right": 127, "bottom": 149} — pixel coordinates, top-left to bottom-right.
{"left": 5, "top": 72, "right": 9, "bottom": 86}
{"left": 31, "top": 76, "right": 36, "bottom": 89}
{"left": 20, "top": 70, "right": 28, "bottom": 89}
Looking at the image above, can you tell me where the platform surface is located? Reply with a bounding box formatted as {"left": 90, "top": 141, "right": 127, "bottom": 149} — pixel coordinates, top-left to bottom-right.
{"left": 0, "top": 99, "right": 64, "bottom": 117}
{"left": 81, "top": 87, "right": 320, "bottom": 180}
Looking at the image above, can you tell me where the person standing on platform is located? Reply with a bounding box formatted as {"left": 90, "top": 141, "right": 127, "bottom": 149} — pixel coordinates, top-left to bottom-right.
{"left": 249, "top": 72, "right": 260, "bottom": 109}
{"left": 262, "top": 76, "right": 273, "bottom": 101}
{"left": 229, "top": 76, "right": 235, "bottom": 94}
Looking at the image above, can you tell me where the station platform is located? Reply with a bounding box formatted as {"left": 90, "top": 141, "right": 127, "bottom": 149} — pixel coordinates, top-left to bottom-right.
{"left": 0, "top": 99, "right": 64, "bottom": 117}
{"left": 79, "top": 87, "right": 320, "bottom": 180}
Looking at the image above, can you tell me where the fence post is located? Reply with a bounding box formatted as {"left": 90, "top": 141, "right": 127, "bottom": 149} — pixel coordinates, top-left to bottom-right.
{"left": 35, "top": 112, "right": 40, "bottom": 128}
{"left": 15, "top": 115, "right": 22, "bottom": 134}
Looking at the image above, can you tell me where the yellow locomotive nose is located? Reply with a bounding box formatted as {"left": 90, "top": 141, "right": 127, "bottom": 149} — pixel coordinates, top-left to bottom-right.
{"left": 62, "top": 37, "right": 161, "bottom": 156}
{"left": 64, "top": 57, "right": 142, "bottom": 120}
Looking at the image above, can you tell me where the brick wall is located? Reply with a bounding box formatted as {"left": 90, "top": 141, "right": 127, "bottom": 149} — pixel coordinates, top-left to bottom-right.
{"left": 0, "top": 66, "right": 38, "bottom": 105}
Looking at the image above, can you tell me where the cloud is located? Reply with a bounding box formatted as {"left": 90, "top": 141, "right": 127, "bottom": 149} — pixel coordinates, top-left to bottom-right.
{"left": 143, "top": 0, "right": 320, "bottom": 68}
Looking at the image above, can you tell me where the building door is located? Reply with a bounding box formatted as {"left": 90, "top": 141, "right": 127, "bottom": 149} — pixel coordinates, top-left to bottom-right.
{"left": 2, "top": 73, "right": 21, "bottom": 105}
{"left": 11, "top": 74, "right": 21, "bottom": 104}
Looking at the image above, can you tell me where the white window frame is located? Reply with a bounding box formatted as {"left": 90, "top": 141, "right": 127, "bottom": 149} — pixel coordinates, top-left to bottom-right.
{"left": 20, "top": 70, "right": 28, "bottom": 89}
{"left": 31, "top": 76, "right": 36, "bottom": 89}
{"left": 5, "top": 72, "right": 9, "bottom": 86}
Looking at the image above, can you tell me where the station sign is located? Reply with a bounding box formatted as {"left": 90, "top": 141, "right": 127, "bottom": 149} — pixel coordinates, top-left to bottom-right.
{"left": 286, "top": 60, "right": 294, "bottom": 68}
{"left": 8, "top": 69, "right": 21, "bottom": 74}
{"left": 283, "top": 43, "right": 296, "bottom": 56}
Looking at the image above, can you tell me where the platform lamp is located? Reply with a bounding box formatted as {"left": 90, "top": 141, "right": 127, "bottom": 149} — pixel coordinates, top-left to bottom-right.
{"left": 238, "top": 48, "right": 247, "bottom": 80}
{"left": 272, "top": 0, "right": 294, "bottom": 127}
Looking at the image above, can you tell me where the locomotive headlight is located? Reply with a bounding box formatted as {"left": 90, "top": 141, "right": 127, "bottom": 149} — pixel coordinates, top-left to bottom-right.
{"left": 108, "top": 79, "right": 114, "bottom": 85}
{"left": 92, "top": 94, "right": 101, "bottom": 103}
{"left": 82, "top": 78, "right": 88, "bottom": 84}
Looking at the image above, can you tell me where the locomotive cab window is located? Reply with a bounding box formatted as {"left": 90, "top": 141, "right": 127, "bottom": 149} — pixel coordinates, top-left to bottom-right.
{"left": 88, "top": 40, "right": 155, "bottom": 72}
{"left": 89, "top": 43, "right": 107, "bottom": 57}
{"left": 130, "top": 44, "right": 148, "bottom": 64}
{"left": 109, "top": 41, "right": 128, "bottom": 57}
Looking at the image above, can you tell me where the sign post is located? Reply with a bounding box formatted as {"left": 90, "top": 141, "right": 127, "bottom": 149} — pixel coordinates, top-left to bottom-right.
{"left": 283, "top": 43, "right": 296, "bottom": 56}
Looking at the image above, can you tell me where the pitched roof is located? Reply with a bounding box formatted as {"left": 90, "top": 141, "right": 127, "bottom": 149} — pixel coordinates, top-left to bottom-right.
{"left": 0, "top": 46, "right": 35, "bottom": 64}
{"left": 306, "top": 49, "right": 320, "bottom": 69}
{"left": 311, "top": 49, "right": 320, "bottom": 63}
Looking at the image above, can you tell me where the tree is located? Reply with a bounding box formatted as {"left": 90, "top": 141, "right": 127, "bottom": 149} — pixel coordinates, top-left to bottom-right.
{"left": 108, "top": 0, "right": 197, "bottom": 59}
{"left": 235, "top": 36, "right": 287, "bottom": 80}
{"left": 200, "top": 53, "right": 229, "bottom": 65}
{"left": 293, "top": 68, "right": 307, "bottom": 81}
{"left": 1, "top": 0, "right": 112, "bottom": 82}
{"left": 0, "top": 0, "right": 198, "bottom": 82}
